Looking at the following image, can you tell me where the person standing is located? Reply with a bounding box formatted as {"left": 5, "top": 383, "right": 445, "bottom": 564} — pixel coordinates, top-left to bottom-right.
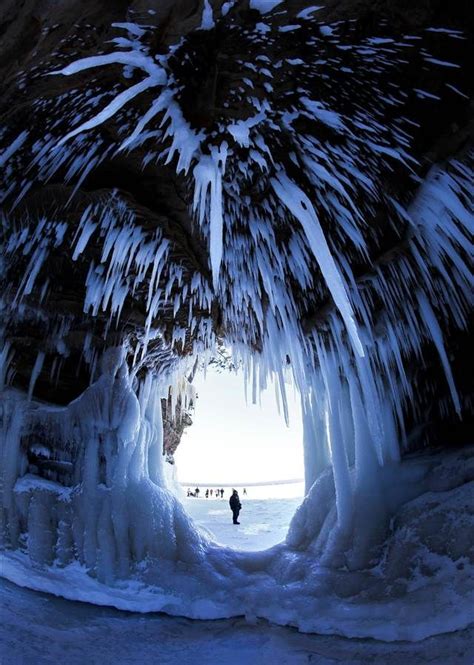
{"left": 229, "top": 489, "right": 242, "bottom": 525}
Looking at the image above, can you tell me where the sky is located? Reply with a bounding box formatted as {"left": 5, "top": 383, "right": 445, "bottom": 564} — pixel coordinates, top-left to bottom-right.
{"left": 174, "top": 366, "right": 304, "bottom": 486}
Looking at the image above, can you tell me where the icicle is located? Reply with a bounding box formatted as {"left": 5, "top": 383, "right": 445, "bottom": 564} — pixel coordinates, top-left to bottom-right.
{"left": 200, "top": 0, "right": 215, "bottom": 29}
{"left": 27, "top": 351, "right": 45, "bottom": 400}
{"left": 417, "top": 290, "right": 462, "bottom": 417}
{"left": 0, "top": 342, "right": 14, "bottom": 391}
{"left": 271, "top": 172, "right": 364, "bottom": 357}
{"left": 193, "top": 144, "right": 228, "bottom": 290}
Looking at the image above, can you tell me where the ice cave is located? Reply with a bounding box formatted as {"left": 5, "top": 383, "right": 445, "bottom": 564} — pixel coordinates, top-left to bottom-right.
{"left": 0, "top": 0, "right": 473, "bottom": 662}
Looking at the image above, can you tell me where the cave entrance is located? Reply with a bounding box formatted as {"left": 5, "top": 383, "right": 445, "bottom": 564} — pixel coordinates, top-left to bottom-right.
{"left": 174, "top": 362, "right": 304, "bottom": 551}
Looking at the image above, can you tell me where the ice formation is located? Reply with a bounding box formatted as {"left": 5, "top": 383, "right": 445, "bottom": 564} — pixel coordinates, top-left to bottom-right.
{"left": 0, "top": 2, "right": 473, "bottom": 641}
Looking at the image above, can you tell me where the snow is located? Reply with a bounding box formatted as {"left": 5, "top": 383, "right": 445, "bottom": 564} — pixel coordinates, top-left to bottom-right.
{"left": 183, "top": 495, "right": 302, "bottom": 550}
{"left": 2, "top": 580, "right": 473, "bottom": 665}
{"left": 14, "top": 473, "right": 73, "bottom": 500}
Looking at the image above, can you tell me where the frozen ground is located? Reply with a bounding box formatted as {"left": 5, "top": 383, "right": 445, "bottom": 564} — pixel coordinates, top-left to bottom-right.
{"left": 1, "top": 578, "right": 473, "bottom": 665}
{"left": 2, "top": 458, "right": 473, "bottom": 643}
{"left": 2, "top": 490, "right": 473, "bottom": 663}
{"left": 182, "top": 494, "right": 302, "bottom": 550}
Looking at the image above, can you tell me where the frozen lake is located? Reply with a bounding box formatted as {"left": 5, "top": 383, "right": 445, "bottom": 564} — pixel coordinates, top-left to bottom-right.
{"left": 183, "top": 491, "right": 302, "bottom": 550}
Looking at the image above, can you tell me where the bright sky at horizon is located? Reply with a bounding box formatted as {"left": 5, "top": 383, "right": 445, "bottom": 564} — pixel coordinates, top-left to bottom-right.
{"left": 174, "top": 366, "right": 304, "bottom": 485}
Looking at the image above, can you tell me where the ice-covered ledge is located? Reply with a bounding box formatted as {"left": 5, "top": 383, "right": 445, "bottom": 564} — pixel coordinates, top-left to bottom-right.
{"left": 14, "top": 473, "right": 73, "bottom": 498}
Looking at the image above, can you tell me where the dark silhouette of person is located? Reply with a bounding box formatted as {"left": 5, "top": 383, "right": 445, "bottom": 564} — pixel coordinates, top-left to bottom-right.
{"left": 221, "top": 488, "right": 224, "bottom": 498}
{"left": 205, "top": 489, "right": 209, "bottom": 498}
{"left": 243, "top": 488, "right": 247, "bottom": 496}
{"left": 195, "top": 487, "right": 200, "bottom": 497}
{"left": 229, "top": 489, "right": 242, "bottom": 524}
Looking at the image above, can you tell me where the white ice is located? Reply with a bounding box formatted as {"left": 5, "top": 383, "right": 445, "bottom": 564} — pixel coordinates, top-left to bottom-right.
{"left": 249, "top": 0, "right": 284, "bottom": 14}
{"left": 2, "top": 578, "right": 473, "bottom": 665}
{"left": 183, "top": 493, "right": 302, "bottom": 551}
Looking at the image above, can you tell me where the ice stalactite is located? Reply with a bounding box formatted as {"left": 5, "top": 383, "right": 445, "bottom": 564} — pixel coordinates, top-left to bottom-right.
{"left": 416, "top": 290, "right": 462, "bottom": 417}
{"left": 271, "top": 173, "right": 364, "bottom": 358}
{"left": 1, "top": 348, "right": 206, "bottom": 582}
{"left": 200, "top": 0, "right": 215, "bottom": 30}
{"left": 193, "top": 144, "right": 229, "bottom": 289}
{"left": 27, "top": 352, "right": 45, "bottom": 401}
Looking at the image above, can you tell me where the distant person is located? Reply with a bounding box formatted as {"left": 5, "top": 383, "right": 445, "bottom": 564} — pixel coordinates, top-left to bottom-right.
{"left": 221, "top": 488, "right": 224, "bottom": 498}
{"left": 210, "top": 489, "right": 213, "bottom": 497}
{"left": 195, "top": 487, "right": 200, "bottom": 498}
{"left": 205, "top": 489, "right": 209, "bottom": 498}
{"left": 229, "top": 489, "right": 242, "bottom": 525}
{"left": 243, "top": 488, "right": 247, "bottom": 496}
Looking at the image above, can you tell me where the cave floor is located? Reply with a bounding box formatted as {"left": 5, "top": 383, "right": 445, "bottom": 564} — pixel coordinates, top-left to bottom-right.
{"left": 1, "top": 579, "right": 473, "bottom": 665}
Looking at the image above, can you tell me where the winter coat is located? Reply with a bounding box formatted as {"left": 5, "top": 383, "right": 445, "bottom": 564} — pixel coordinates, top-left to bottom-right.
{"left": 229, "top": 494, "right": 241, "bottom": 512}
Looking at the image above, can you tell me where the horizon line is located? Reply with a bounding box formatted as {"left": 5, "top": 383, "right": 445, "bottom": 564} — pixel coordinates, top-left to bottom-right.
{"left": 179, "top": 479, "right": 304, "bottom": 487}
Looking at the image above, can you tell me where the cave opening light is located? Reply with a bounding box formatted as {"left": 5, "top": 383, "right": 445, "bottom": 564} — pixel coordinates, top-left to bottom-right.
{"left": 172, "top": 357, "right": 305, "bottom": 548}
